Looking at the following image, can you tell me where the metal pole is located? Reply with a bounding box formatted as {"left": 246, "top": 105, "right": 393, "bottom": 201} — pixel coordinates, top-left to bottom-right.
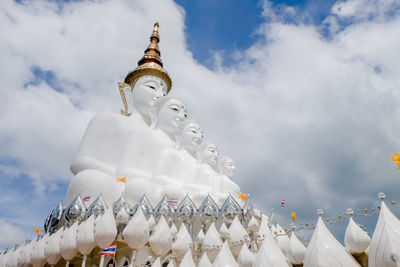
{"left": 129, "top": 249, "right": 137, "bottom": 267}
{"left": 99, "top": 255, "right": 105, "bottom": 267}
{"left": 81, "top": 255, "right": 87, "bottom": 267}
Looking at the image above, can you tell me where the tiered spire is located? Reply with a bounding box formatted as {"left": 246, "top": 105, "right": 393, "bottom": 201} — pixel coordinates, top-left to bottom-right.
{"left": 125, "top": 22, "right": 172, "bottom": 92}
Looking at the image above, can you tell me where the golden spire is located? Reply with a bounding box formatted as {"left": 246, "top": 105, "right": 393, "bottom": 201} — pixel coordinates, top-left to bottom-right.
{"left": 125, "top": 22, "right": 172, "bottom": 92}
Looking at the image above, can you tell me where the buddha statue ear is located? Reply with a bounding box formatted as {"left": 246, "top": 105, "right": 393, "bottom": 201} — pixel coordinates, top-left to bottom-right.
{"left": 118, "top": 82, "right": 134, "bottom": 116}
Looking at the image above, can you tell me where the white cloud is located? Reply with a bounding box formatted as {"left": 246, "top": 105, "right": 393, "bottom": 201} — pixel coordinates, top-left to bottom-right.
{"left": 331, "top": 0, "right": 400, "bottom": 21}
{"left": 0, "top": 0, "right": 400, "bottom": 243}
{"left": 0, "top": 219, "right": 26, "bottom": 250}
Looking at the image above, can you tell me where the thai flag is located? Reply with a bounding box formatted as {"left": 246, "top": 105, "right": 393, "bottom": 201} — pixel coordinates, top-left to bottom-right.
{"left": 281, "top": 200, "right": 286, "bottom": 207}
{"left": 167, "top": 198, "right": 178, "bottom": 206}
{"left": 82, "top": 196, "right": 90, "bottom": 203}
{"left": 98, "top": 244, "right": 117, "bottom": 256}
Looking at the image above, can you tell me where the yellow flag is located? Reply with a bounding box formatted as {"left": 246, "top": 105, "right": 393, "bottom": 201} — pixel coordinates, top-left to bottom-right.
{"left": 291, "top": 212, "right": 296, "bottom": 222}
{"left": 33, "top": 226, "right": 43, "bottom": 235}
{"left": 238, "top": 192, "right": 248, "bottom": 202}
{"left": 393, "top": 153, "right": 400, "bottom": 169}
{"left": 116, "top": 177, "right": 126, "bottom": 183}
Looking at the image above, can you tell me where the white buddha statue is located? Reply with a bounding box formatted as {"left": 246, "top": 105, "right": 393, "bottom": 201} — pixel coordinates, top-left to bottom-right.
{"left": 218, "top": 157, "right": 240, "bottom": 194}
{"left": 66, "top": 23, "right": 173, "bottom": 206}
{"left": 121, "top": 96, "right": 187, "bottom": 205}
{"left": 151, "top": 121, "right": 203, "bottom": 200}
{"left": 215, "top": 157, "right": 241, "bottom": 205}
{"left": 184, "top": 142, "right": 220, "bottom": 206}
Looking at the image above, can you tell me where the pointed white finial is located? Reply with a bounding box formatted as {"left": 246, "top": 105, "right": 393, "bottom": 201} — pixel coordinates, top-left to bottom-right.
{"left": 378, "top": 192, "right": 386, "bottom": 200}
{"left": 317, "top": 209, "right": 324, "bottom": 216}
{"left": 346, "top": 208, "right": 354, "bottom": 216}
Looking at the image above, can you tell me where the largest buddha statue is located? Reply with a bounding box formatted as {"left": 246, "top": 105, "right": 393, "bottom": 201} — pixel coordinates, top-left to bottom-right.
{"left": 66, "top": 23, "right": 241, "bottom": 207}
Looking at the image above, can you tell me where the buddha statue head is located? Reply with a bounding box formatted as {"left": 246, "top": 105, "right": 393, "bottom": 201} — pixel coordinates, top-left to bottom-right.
{"left": 131, "top": 75, "right": 168, "bottom": 124}
{"left": 154, "top": 96, "right": 187, "bottom": 139}
{"left": 196, "top": 141, "right": 219, "bottom": 169}
{"left": 125, "top": 22, "right": 172, "bottom": 125}
{"left": 218, "top": 157, "right": 236, "bottom": 178}
{"left": 178, "top": 121, "right": 203, "bottom": 156}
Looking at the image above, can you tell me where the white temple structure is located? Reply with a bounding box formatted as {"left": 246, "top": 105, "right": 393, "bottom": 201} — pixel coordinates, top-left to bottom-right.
{"left": 1, "top": 23, "right": 400, "bottom": 267}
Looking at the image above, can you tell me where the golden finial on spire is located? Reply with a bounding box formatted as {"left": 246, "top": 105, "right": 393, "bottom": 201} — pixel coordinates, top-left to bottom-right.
{"left": 125, "top": 22, "right": 172, "bottom": 92}
{"left": 152, "top": 22, "right": 159, "bottom": 39}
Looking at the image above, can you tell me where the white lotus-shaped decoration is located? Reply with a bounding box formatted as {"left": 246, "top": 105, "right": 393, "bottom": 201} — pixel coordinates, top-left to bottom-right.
{"left": 94, "top": 208, "right": 118, "bottom": 248}
{"left": 148, "top": 216, "right": 173, "bottom": 255}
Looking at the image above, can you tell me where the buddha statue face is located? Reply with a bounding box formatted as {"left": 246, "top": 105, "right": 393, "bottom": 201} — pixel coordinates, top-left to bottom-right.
{"left": 218, "top": 157, "right": 236, "bottom": 178}
{"left": 197, "top": 142, "right": 219, "bottom": 167}
{"left": 157, "top": 98, "right": 187, "bottom": 137}
{"left": 131, "top": 75, "right": 168, "bottom": 123}
{"left": 180, "top": 122, "right": 203, "bottom": 154}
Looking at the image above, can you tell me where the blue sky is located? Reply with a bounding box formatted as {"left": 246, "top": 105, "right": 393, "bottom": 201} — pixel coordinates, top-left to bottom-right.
{"left": 176, "top": 0, "right": 338, "bottom": 66}
{"left": 1, "top": 0, "right": 400, "bottom": 251}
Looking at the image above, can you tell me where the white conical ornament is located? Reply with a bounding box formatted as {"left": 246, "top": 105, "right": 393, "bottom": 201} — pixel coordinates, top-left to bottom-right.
{"left": 94, "top": 208, "right": 118, "bottom": 248}
{"left": 198, "top": 252, "right": 213, "bottom": 267}
{"left": 167, "top": 259, "right": 176, "bottom": 267}
{"left": 19, "top": 245, "right": 28, "bottom": 267}
{"left": 123, "top": 207, "right": 150, "bottom": 267}
{"left": 115, "top": 205, "right": 130, "bottom": 225}
{"left": 228, "top": 216, "right": 250, "bottom": 257}
{"left": 219, "top": 223, "right": 230, "bottom": 240}
{"left": 247, "top": 216, "right": 259, "bottom": 234}
{"left": 212, "top": 240, "right": 239, "bottom": 267}
{"left": 179, "top": 249, "right": 196, "bottom": 267}
{"left": 23, "top": 239, "right": 35, "bottom": 265}
{"left": 149, "top": 216, "right": 173, "bottom": 255}
{"left": 123, "top": 208, "right": 150, "bottom": 249}
{"left": 9, "top": 250, "right": 16, "bottom": 267}
{"left": 274, "top": 223, "right": 289, "bottom": 254}
{"left": 344, "top": 216, "right": 370, "bottom": 254}
{"left": 286, "top": 232, "right": 306, "bottom": 265}
{"left": 197, "top": 229, "right": 206, "bottom": 243}
{"left": 238, "top": 244, "right": 255, "bottom": 267}
{"left": 257, "top": 215, "right": 270, "bottom": 246}
{"left": 31, "top": 233, "right": 49, "bottom": 267}
{"left": 369, "top": 200, "right": 400, "bottom": 267}
{"left": 60, "top": 222, "right": 79, "bottom": 261}
{"left": 152, "top": 257, "right": 163, "bottom": 267}
{"left": 77, "top": 215, "right": 96, "bottom": 255}
{"left": 45, "top": 227, "right": 63, "bottom": 265}
{"left": 203, "top": 222, "right": 223, "bottom": 262}
{"left": 170, "top": 223, "right": 178, "bottom": 240}
{"left": 148, "top": 215, "right": 156, "bottom": 231}
{"left": 303, "top": 216, "right": 360, "bottom": 267}
{"left": 252, "top": 228, "right": 291, "bottom": 267}
{"left": 270, "top": 224, "right": 277, "bottom": 235}
{"left": 19, "top": 243, "right": 29, "bottom": 266}
{"left": 171, "top": 224, "right": 192, "bottom": 259}
{"left": 4, "top": 250, "right": 12, "bottom": 267}
{"left": 13, "top": 246, "right": 22, "bottom": 267}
